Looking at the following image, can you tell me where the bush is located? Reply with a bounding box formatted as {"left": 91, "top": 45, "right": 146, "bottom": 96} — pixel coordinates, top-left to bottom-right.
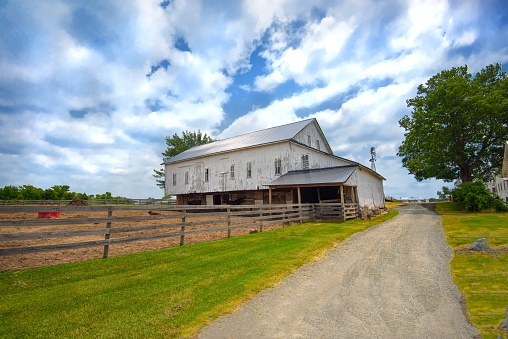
{"left": 452, "top": 181, "right": 495, "bottom": 211}
{"left": 493, "top": 198, "right": 508, "bottom": 211}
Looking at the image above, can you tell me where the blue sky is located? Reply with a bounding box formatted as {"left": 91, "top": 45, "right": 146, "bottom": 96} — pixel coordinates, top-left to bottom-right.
{"left": 0, "top": 0, "right": 507, "bottom": 199}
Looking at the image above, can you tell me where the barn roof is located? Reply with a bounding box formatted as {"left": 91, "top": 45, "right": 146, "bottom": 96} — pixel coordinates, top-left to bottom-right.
{"left": 267, "top": 165, "right": 358, "bottom": 187}
{"left": 165, "top": 118, "right": 322, "bottom": 164}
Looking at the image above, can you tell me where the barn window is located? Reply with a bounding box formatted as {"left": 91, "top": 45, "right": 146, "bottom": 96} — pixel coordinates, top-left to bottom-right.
{"left": 307, "top": 135, "right": 311, "bottom": 146}
{"left": 302, "top": 155, "right": 309, "bottom": 169}
{"left": 246, "top": 162, "right": 252, "bottom": 178}
{"left": 316, "top": 139, "right": 320, "bottom": 150}
{"left": 230, "top": 165, "right": 235, "bottom": 179}
{"left": 185, "top": 171, "right": 189, "bottom": 185}
{"left": 172, "top": 173, "right": 177, "bottom": 186}
{"left": 274, "top": 158, "right": 281, "bottom": 175}
{"left": 205, "top": 168, "right": 209, "bottom": 182}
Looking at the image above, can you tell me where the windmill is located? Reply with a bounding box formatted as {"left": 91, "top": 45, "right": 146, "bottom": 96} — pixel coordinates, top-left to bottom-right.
{"left": 370, "top": 147, "right": 377, "bottom": 172}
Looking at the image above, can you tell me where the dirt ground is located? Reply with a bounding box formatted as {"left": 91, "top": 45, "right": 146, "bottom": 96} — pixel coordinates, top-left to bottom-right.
{"left": 0, "top": 209, "right": 283, "bottom": 272}
{"left": 199, "top": 204, "right": 480, "bottom": 338}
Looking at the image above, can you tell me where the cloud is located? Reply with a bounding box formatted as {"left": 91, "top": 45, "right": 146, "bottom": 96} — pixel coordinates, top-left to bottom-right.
{"left": 255, "top": 15, "right": 357, "bottom": 91}
{"left": 0, "top": 0, "right": 506, "bottom": 199}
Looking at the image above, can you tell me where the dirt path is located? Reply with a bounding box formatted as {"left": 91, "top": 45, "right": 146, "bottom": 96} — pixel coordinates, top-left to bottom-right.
{"left": 198, "top": 204, "right": 479, "bottom": 338}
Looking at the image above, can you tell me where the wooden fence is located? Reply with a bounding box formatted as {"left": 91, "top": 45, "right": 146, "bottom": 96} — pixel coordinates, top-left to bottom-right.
{"left": 0, "top": 198, "right": 176, "bottom": 206}
{"left": 0, "top": 203, "right": 358, "bottom": 259}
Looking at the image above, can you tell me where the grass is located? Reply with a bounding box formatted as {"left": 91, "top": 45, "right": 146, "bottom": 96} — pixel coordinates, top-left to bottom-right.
{"left": 0, "top": 210, "right": 398, "bottom": 338}
{"left": 436, "top": 202, "right": 508, "bottom": 339}
{"left": 385, "top": 201, "right": 406, "bottom": 209}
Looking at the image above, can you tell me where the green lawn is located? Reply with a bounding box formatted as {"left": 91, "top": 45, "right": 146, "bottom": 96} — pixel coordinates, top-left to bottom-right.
{"left": 436, "top": 202, "right": 508, "bottom": 339}
{"left": 0, "top": 211, "right": 397, "bottom": 338}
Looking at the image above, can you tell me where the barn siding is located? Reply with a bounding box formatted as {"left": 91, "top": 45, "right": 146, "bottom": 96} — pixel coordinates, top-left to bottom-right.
{"left": 165, "top": 142, "right": 352, "bottom": 196}
{"left": 346, "top": 167, "right": 385, "bottom": 209}
{"left": 293, "top": 123, "right": 332, "bottom": 154}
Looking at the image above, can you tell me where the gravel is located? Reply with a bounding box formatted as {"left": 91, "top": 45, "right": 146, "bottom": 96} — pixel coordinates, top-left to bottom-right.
{"left": 198, "top": 204, "right": 479, "bottom": 339}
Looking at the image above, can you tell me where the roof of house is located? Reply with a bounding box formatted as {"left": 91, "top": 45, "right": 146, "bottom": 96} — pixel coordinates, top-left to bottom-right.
{"left": 165, "top": 118, "right": 325, "bottom": 164}
{"left": 267, "top": 165, "right": 358, "bottom": 187}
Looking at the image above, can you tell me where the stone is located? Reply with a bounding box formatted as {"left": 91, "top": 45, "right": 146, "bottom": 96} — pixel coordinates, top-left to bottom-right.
{"left": 500, "top": 305, "right": 508, "bottom": 331}
{"left": 470, "top": 238, "right": 491, "bottom": 251}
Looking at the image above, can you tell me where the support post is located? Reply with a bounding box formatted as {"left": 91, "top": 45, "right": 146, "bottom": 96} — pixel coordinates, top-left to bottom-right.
{"left": 259, "top": 212, "right": 263, "bottom": 232}
{"left": 269, "top": 187, "right": 272, "bottom": 205}
{"left": 355, "top": 187, "right": 360, "bottom": 218}
{"left": 227, "top": 207, "right": 231, "bottom": 238}
{"left": 180, "top": 209, "right": 186, "bottom": 246}
{"left": 339, "top": 185, "right": 345, "bottom": 221}
{"left": 102, "top": 208, "right": 113, "bottom": 259}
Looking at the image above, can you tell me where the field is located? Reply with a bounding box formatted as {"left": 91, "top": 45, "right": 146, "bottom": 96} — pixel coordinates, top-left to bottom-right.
{"left": 436, "top": 202, "right": 508, "bottom": 339}
{"left": 0, "top": 210, "right": 398, "bottom": 338}
{"left": 0, "top": 208, "right": 285, "bottom": 271}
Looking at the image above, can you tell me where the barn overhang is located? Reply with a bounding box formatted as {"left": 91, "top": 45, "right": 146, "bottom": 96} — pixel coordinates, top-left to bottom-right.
{"left": 268, "top": 165, "right": 357, "bottom": 187}
{"left": 267, "top": 165, "right": 358, "bottom": 205}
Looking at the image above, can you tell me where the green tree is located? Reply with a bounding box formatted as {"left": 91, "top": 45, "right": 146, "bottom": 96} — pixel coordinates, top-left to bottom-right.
{"left": 95, "top": 192, "right": 113, "bottom": 200}
{"left": 51, "top": 185, "right": 71, "bottom": 200}
{"left": 75, "top": 192, "right": 89, "bottom": 200}
{"left": 18, "top": 185, "right": 44, "bottom": 200}
{"left": 154, "top": 130, "right": 214, "bottom": 189}
{"left": 0, "top": 185, "right": 20, "bottom": 199}
{"left": 437, "top": 186, "right": 453, "bottom": 201}
{"left": 398, "top": 64, "right": 508, "bottom": 183}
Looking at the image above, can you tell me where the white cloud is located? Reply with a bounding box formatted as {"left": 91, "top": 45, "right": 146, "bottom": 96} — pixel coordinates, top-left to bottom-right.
{"left": 0, "top": 0, "right": 506, "bottom": 199}
{"left": 255, "top": 15, "right": 357, "bottom": 90}
{"left": 453, "top": 30, "right": 477, "bottom": 47}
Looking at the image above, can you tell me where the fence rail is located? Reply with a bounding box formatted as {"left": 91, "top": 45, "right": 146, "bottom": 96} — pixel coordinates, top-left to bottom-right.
{"left": 0, "top": 198, "right": 176, "bottom": 206}
{"left": 0, "top": 203, "right": 358, "bottom": 260}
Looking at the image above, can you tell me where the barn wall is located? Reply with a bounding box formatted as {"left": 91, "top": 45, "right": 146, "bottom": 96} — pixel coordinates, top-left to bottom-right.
{"left": 293, "top": 122, "right": 332, "bottom": 154}
{"left": 165, "top": 142, "right": 353, "bottom": 197}
{"left": 346, "top": 167, "right": 385, "bottom": 209}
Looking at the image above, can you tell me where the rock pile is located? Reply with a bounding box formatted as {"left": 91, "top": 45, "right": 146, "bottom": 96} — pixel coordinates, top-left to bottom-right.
{"left": 68, "top": 200, "right": 89, "bottom": 206}
{"left": 470, "top": 238, "right": 491, "bottom": 251}
{"left": 500, "top": 305, "right": 508, "bottom": 331}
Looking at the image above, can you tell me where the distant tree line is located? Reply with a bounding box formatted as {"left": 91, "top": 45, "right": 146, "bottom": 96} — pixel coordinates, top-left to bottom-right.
{"left": 0, "top": 185, "right": 126, "bottom": 201}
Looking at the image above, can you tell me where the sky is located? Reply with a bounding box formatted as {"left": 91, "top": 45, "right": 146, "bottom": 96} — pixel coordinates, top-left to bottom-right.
{"left": 0, "top": 0, "right": 507, "bottom": 200}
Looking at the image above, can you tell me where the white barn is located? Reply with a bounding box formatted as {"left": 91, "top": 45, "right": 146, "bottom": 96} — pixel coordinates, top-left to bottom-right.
{"left": 164, "top": 119, "right": 385, "bottom": 212}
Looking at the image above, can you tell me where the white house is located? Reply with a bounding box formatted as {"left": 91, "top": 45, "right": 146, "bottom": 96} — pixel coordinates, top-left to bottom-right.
{"left": 489, "top": 141, "right": 508, "bottom": 203}
{"left": 164, "top": 119, "right": 385, "bottom": 212}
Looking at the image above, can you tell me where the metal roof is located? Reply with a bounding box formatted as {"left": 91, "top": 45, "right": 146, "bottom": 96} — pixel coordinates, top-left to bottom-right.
{"left": 165, "top": 119, "right": 316, "bottom": 164}
{"left": 267, "top": 165, "right": 357, "bottom": 187}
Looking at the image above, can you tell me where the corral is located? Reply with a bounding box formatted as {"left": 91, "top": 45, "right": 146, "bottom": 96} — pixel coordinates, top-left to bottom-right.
{"left": 0, "top": 203, "right": 359, "bottom": 271}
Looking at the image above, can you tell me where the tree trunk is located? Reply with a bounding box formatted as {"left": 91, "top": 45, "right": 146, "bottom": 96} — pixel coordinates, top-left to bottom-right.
{"left": 460, "top": 167, "right": 474, "bottom": 182}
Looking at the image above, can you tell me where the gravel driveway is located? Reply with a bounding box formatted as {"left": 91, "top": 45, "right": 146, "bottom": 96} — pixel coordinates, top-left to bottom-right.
{"left": 198, "top": 204, "right": 479, "bottom": 339}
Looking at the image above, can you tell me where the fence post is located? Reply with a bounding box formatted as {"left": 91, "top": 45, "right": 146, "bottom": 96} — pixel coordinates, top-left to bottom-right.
{"left": 299, "top": 204, "right": 303, "bottom": 223}
{"left": 180, "top": 209, "right": 186, "bottom": 246}
{"left": 227, "top": 207, "right": 231, "bottom": 238}
{"left": 259, "top": 211, "right": 263, "bottom": 232}
{"left": 102, "top": 207, "right": 113, "bottom": 259}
